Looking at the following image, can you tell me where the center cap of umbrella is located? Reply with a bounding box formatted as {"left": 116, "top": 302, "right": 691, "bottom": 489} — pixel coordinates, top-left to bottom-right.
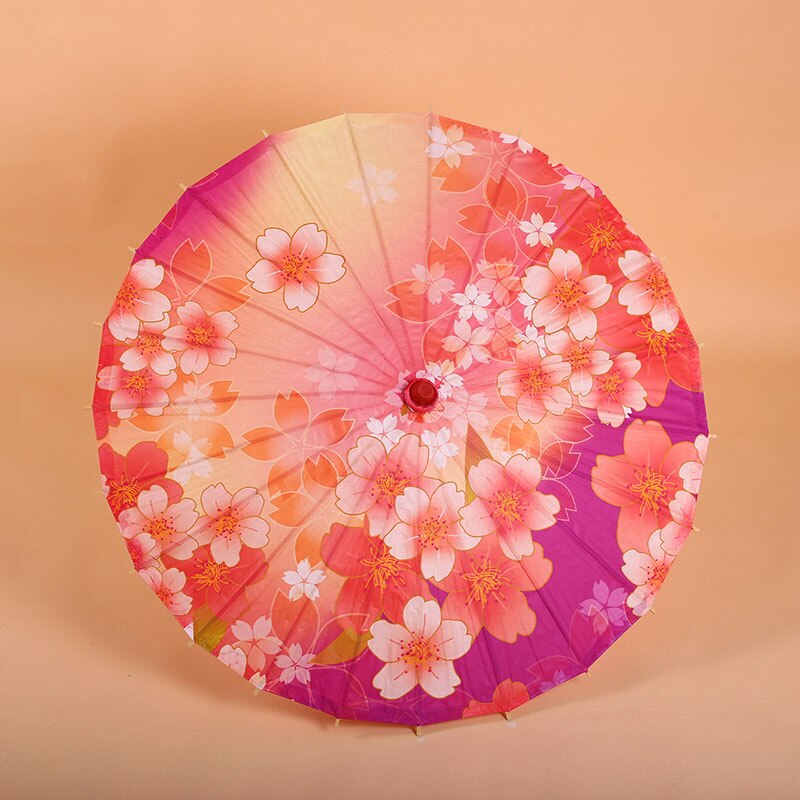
{"left": 404, "top": 378, "right": 438, "bottom": 412}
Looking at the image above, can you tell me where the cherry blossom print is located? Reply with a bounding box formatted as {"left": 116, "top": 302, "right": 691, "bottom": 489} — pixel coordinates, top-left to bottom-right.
{"left": 441, "top": 320, "right": 492, "bottom": 369}
{"left": 497, "top": 342, "right": 572, "bottom": 424}
{"left": 621, "top": 531, "right": 676, "bottom": 616}
{"left": 138, "top": 567, "right": 191, "bottom": 616}
{"left": 617, "top": 250, "right": 680, "bottom": 333}
{"left": 521, "top": 249, "right": 611, "bottom": 339}
{"left": 108, "top": 258, "right": 171, "bottom": 341}
{"left": 119, "top": 317, "right": 176, "bottom": 375}
{"left": 321, "top": 520, "right": 432, "bottom": 632}
{"left": 579, "top": 351, "right": 647, "bottom": 427}
{"left": 118, "top": 485, "right": 199, "bottom": 560}
{"left": 463, "top": 679, "right": 530, "bottom": 718}
{"left": 171, "top": 543, "right": 267, "bottom": 621}
{"left": 658, "top": 490, "right": 697, "bottom": 556}
{"left": 578, "top": 581, "right": 629, "bottom": 633}
{"left": 519, "top": 212, "right": 557, "bottom": 248}
{"left": 121, "top": 525, "right": 159, "bottom": 572}
{"left": 561, "top": 172, "right": 596, "bottom": 196}
{"left": 366, "top": 414, "right": 404, "bottom": 448}
{"left": 99, "top": 441, "right": 180, "bottom": 520}
{"left": 461, "top": 454, "right": 560, "bottom": 560}
{"left": 277, "top": 643, "right": 315, "bottom": 685}
{"left": 545, "top": 331, "right": 612, "bottom": 397}
{"left": 384, "top": 483, "right": 478, "bottom": 581}
{"left": 218, "top": 645, "right": 247, "bottom": 676}
{"left": 592, "top": 419, "right": 698, "bottom": 552}
{"left": 230, "top": 616, "right": 282, "bottom": 671}
{"left": 242, "top": 389, "right": 353, "bottom": 496}
{"left": 421, "top": 428, "right": 459, "bottom": 469}
{"left": 426, "top": 125, "right": 475, "bottom": 168}
{"left": 452, "top": 283, "right": 491, "bottom": 322}
{"left": 247, "top": 223, "right": 346, "bottom": 312}
{"left": 368, "top": 596, "right": 472, "bottom": 699}
{"left": 304, "top": 346, "right": 358, "bottom": 400}
{"left": 97, "top": 365, "right": 176, "bottom": 419}
{"left": 499, "top": 133, "right": 533, "bottom": 153}
{"left": 163, "top": 301, "right": 238, "bottom": 375}
{"left": 335, "top": 434, "right": 429, "bottom": 538}
{"left": 282, "top": 559, "right": 326, "bottom": 601}
{"left": 437, "top": 537, "right": 552, "bottom": 643}
{"left": 169, "top": 431, "right": 212, "bottom": 485}
{"left": 347, "top": 163, "right": 398, "bottom": 206}
{"left": 190, "top": 483, "right": 270, "bottom": 566}
{"left": 680, "top": 434, "right": 709, "bottom": 493}
{"left": 409, "top": 262, "right": 455, "bottom": 304}
{"left": 475, "top": 259, "right": 521, "bottom": 306}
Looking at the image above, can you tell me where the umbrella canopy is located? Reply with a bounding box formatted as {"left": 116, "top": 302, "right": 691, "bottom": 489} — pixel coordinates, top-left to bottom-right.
{"left": 92, "top": 112, "right": 708, "bottom": 726}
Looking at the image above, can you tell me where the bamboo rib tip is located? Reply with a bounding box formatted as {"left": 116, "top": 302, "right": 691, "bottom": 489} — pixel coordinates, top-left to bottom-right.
{"left": 178, "top": 182, "right": 188, "bottom": 191}
{"left": 334, "top": 718, "right": 341, "bottom": 728}
{"left": 502, "top": 711, "right": 511, "bottom": 720}
{"left": 709, "top": 433, "right": 719, "bottom": 439}
{"left": 82, "top": 405, "right": 92, "bottom": 411}
{"left": 414, "top": 726, "right": 423, "bottom": 737}
{"left": 261, "top": 129, "right": 269, "bottom": 138}
{"left": 126, "top": 245, "right": 136, "bottom": 253}
{"left": 699, "top": 342, "right": 706, "bottom": 348}
{"left": 649, "top": 608, "right": 657, "bottom": 615}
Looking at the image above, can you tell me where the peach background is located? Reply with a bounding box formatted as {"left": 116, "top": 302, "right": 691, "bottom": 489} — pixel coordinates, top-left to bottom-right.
{"left": 2, "top": 1, "right": 799, "bottom": 797}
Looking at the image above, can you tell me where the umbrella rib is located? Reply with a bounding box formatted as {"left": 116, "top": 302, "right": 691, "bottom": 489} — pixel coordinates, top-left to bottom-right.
{"left": 178, "top": 183, "right": 399, "bottom": 382}
{"left": 342, "top": 111, "right": 416, "bottom": 371}
{"left": 268, "top": 132, "right": 411, "bottom": 374}
{"left": 161, "top": 259, "right": 396, "bottom": 382}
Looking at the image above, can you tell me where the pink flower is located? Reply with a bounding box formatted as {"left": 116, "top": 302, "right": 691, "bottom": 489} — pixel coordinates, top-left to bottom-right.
{"left": 658, "top": 490, "right": 697, "bottom": 556}
{"left": 335, "top": 434, "right": 429, "bottom": 538}
{"left": 591, "top": 419, "right": 698, "bottom": 552}
{"left": 437, "top": 537, "right": 553, "bottom": 643}
{"left": 579, "top": 351, "right": 647, "bottom": 427}
{"left": 461, "top": 455, "right": 560, "bottom": 560}
{"left": 97, "top": 365, "right": 176, "bottom": 419}
{"left": 276, "top": 643, "right": 315, "bottom": 684}
{"left": 618, "top": 250, "right": 680, "bottom": 332}
{"left": 191, "top": 483, "right": 270, "bottom": 566}
{"left": 410, "top": 262, "right": 455, "bottom": 304}
{"left": 578, "top": 581, "right": 628, "bottom": 632}
{"left": 545, "top": 331, "right": 612, "bottom": 396}
{"left": 441, "top": 320, "right": 492, "bottom": 368}
{"left": 368, "top": 596, "right": 472, "bottom": 699}
{"left": 108, "top": 259, "right": 171, "bottom": 341}
{"left": 163, "top": 301, "right": 237, "bottom": 374}
{"left": 138, "top": 567, "right": 191, "bottom": 616}
{"left": 621, "top": 531, "right": 676, "bottom": 616}
{"left": 246, "top": 223, "right": 346, "bottom": 312}
{"left": 230, "top": 615, "right": 281, "bottom": 671}
{"left": 679, "top": 434, "right": 708, "bottom": 493}
{"left": 497, "top": 343, "right": 571, "bottom": 423}
{"left": 118, "top": 485, "right": 199, "bottom": 560}
{"left": 121, "top": 524, "right": 159, "bottom": 572}
{"left": 218, "top": 644, "right": 247, "bottom": 676}
{"left": 119, "top": 318, "right": 176, "bottom": 375}
{"left": 384, "top": 483, "right": 479, "bottom": 581}
{"left": 425, "top": 125, "right": 475, "bottom": 168}
{"left": 282, "top": 559, "right": 326, "bottom": 601}
{"left": 522, "top": 249, "right": 611, "bottom": 339}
